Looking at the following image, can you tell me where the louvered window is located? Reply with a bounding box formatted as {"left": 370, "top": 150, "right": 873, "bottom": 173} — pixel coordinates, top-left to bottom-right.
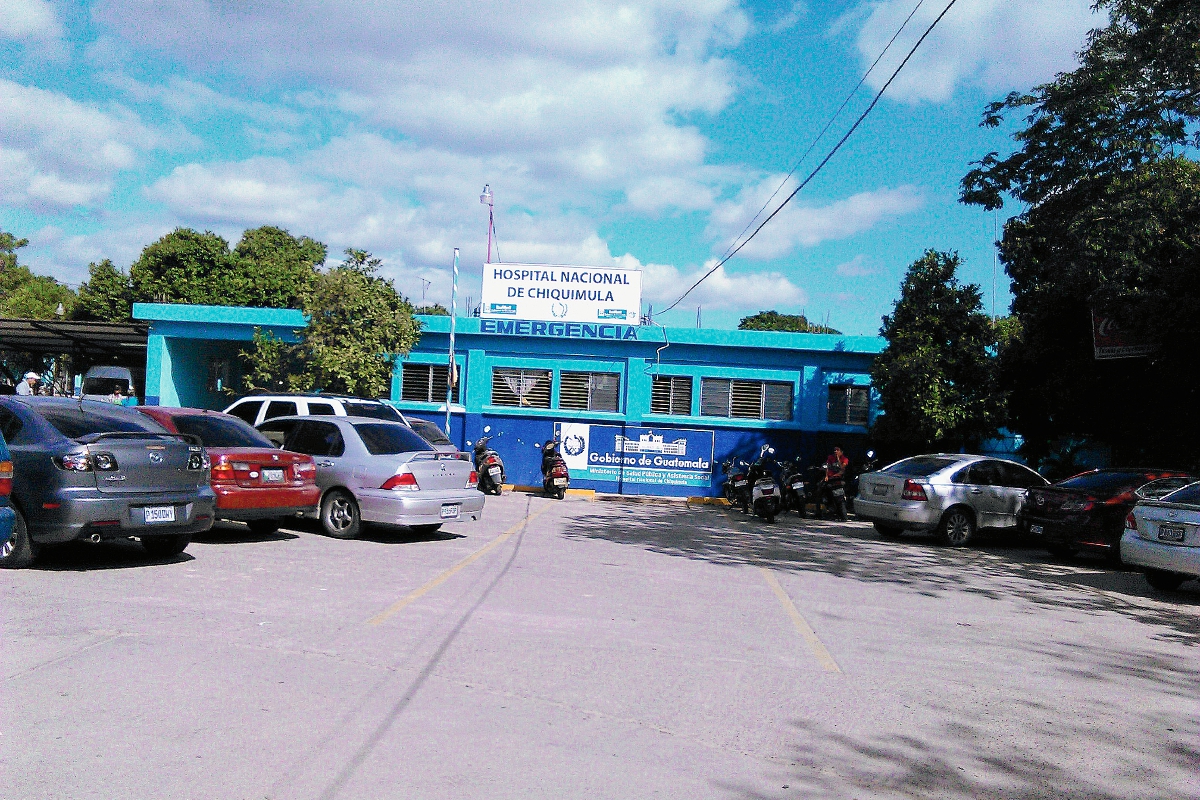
{"left": 827, "top": 385, "right": 870, "bottom": 426}
{"left": 401, "top": 363, "right": 459, "bottom": 403}
{"left": 559, "top": 371, "right": 620, "bottom": 412}
{"left": 701, "top": 378, "right": 792, "bottom": 420}
{"left": 491, "top": 368, "right": 551, "bottom": 408}
{"left": 650, "top": 375, "right": 692, "bottom": 415}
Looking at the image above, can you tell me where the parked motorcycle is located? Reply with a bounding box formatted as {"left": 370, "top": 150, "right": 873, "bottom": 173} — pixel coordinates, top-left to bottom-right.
{"left": 472, "top": 435, "right": 506, "bottom": 495}
{"left": 541, "top": 439, "right": 570, "bottom": 499}
{"left": 720, "top": 456, "right": 751, "bottom": 512}
{"left": 778, "top": 456, "right": 809, "bottom": 517}
{"left": 747, "top": 445, "right": 781, "bottom": 523}
{"left": 847, "top": 449, "right": 878, "bottom": 512}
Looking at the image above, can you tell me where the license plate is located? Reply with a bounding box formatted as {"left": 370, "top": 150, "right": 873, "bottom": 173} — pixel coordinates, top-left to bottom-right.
{"left": 262, "top": 468, "right": 284, "bottom": 483}
{"left": 1158, "top": 524, "right": 1185, "bottom": 542}
{"left": 734, "top": 480, "right": 747, "bottom": 487}
{"left": 872, "top": 484, "right": 888, "bottom": 496}
{"left": 440, "top": 504, "right": 460, "bottom": 519}
{"left": 488, "top": 467, "right": 502, "bottom": 476}
{"left": 792, "top": 482, "right": 804, "bottom": 490}
{"left": 1029, "top": 524, "right": 1044, "bottom": 535}
{"left": 553, "top": 478, "right": 568, "bottom": 486}
{"left": 144, "top": 506, "right": 176, "bottom": 524}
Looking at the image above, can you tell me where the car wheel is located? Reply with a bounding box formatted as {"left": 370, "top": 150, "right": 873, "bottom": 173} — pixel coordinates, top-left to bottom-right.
{"left": 0, "top": 507, "right": 38, "bottom": 569}
{"left": 1046, "top": 543, "right": 1076, "bottom": 560}
{"left": 874, "top": 523, "right": 903, "bottom": 539}
{"left": 1144, "top": 569, "right": 1187, "bottom": 592}
{"left": 142, "top": 533, "right": 190, "bottom": 558}
{"left": 410, "top": 524, "right": 442, "bottom": 535}
{"left": 247, "top": 518, "right": 281, "bottom": 536}
{"left": 321, "top": 490, "right": 361, "bottom": 539}
{"left": 938, "top": 507, "right": 976, "bottom": 547}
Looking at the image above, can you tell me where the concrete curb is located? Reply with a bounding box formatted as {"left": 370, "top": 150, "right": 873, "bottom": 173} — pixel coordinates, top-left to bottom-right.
{"left": 501, "top": 484, "right": 596, "bottom": 500}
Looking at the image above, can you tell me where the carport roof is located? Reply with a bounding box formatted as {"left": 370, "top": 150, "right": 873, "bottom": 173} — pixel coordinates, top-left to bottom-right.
{"left": 0, "top": 317, "right": 149, "bottom": 359}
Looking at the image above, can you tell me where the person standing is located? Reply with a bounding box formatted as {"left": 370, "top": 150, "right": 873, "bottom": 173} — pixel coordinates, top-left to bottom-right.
{"left": 15, "top": 372, "right": 38, "bottom": 396}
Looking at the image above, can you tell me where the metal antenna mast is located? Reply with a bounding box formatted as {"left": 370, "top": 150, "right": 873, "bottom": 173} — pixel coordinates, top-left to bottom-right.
{"left": 480, "top": 185, "right": 494, "bottom": 264}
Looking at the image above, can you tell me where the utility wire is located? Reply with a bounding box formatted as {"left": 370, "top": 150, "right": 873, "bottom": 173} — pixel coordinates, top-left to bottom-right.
{"left": 661, "top": 0, "right": 959, "bottom": 315}
{"left": 718, "top": 0, "right": 928, "bottom": 264}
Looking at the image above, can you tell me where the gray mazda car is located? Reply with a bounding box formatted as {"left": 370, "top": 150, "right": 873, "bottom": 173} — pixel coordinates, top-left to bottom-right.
{"left": 256, "top": 415, "right": 484, "bottom": 539}
{"left": 0, "top": 397, "right": 216, "bottom": 568}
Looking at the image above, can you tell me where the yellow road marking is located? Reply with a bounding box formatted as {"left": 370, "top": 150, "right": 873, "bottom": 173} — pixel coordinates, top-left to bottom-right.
{"left": 759, "top": 567, "right": 843, "bottom": 674}
{"left": 367, "top": 504, "right": 554, "bottom": 626}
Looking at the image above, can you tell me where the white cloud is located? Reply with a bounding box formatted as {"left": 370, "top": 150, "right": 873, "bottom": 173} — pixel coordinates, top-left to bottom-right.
{"left": 849, "top": 0, "right": 1103, "bottom": 103}
{"left": 0, "top": 79, "right": 160, "bottom": 209}
{"left": 631, "top": 256, "right": 806, "bottom": 312}
{"left": 708, "top": 180, "right": 923, "bottom": 259}
{"left": 0, "top": 0, "right": 61, "bottom": 40}
{"left": 834, "top": 254, "right": 879, "bottom": 277}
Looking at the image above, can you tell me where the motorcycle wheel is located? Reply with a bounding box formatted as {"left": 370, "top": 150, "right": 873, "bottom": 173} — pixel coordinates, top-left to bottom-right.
{"left": 491, "top": 483, "right": 503, "bottom": 496}
{"left": 555, "top": 488, "right": 566, "bottom": 500}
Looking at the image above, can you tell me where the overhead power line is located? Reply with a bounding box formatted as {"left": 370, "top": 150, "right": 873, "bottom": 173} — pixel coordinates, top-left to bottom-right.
{"left": 718, "top": 0, "right": 929, "bottom": 265}
{"left": 661, "top": 0, "right": 960, "bottom": 315}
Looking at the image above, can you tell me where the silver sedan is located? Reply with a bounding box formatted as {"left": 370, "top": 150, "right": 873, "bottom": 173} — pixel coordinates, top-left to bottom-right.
{"left": 1122, "top": 481, "right": 1200, "bottom": 591}
{"left": 256, "top": 415, "right": 484, "bottom": 539}
{"left": 854, "top": 454, "right": 1047, "bottom": 546}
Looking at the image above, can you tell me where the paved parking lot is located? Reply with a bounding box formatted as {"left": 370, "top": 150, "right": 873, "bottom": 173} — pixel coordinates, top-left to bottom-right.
{"left": 4, "top": 494, "right": 1198, "bottom": 800}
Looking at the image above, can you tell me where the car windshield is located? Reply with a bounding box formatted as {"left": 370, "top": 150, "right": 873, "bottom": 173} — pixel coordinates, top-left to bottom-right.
{"left": 1161, "top": 482, "right": 1200, "bottom": 505}
{"left": 39, "top": 406, "right": 164, "bottom": 439}
{"left": 343, "top": 402, "right": 403, "bottom": 421}
{"left": 172, "top": 414, "right": 275, "bottom": 448}
{"left": 82, "top": 378, "right": 132, "bottom": 396}
{"left": 408, "top": 419, "right": 452, "bottom": 446}
{"left": 1057, "top": 471, "right": 1158, "bottom": 496}
{"left": 354, "top": 423, "right": 434, "bottom": 455}
{"left": 881, "top": 456, "right": 961, "bottom": 478}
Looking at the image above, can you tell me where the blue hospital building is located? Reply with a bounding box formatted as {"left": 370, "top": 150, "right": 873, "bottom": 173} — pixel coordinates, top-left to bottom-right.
{"left": 136, "top": 303, "right": 885, "bottom": 498}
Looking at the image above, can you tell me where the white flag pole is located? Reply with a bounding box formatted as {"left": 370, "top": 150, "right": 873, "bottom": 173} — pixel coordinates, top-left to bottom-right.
{"left": 446, "top": 248, "right": 459, "bottom": 437}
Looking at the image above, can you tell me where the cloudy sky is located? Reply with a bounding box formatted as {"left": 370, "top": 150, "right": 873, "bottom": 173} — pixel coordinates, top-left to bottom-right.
{"left": 1, "top": 0, "right": 1102, "bottom": 334}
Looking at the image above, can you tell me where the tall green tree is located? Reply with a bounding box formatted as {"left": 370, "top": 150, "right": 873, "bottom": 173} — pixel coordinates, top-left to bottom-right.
{"left": 74, "top": 259, "right": 134, "bottom": 322}
{"left": 130, "top": 228, "right": 237, "bottom": 306}
{"left": 232, "top": 226, "right": 326, "bottom": 309}
{"left": 0, "top": 229, "right": 76, "bottom": 319}
{"left": 870, "top": 251, "right": 1003, "bottom": 453}
{"left": 962, "top": 0, "right": 1200, "bottom": 467}
{"left": 235, "top": 249, "right": 421, "bottom": 398}
{"left": 738, "top": 310, "right": 840, "bottom": 334}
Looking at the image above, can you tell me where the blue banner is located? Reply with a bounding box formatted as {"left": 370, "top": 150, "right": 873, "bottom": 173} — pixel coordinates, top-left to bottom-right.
{"left": 556, "top": 423, "right": 715, "bottom": 488}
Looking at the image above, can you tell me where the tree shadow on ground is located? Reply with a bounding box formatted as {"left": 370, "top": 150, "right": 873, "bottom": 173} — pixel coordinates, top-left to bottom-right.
{"left": 280, "top": 516, "right": 465, "bottom": 544}
{"left": 720, "top": 709, "right": 1200, "bottom": 800}
{"left": 193, "top": 520, "right": 300, "bottom": 544}
{"left": 32, "top": 538, "right": 195, "bottom": 572}
{"left": 563, "top": 504, "right": 1200, "bottom": 645}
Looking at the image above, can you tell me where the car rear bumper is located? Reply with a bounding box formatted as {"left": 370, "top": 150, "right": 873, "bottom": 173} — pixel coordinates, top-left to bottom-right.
{"left": 213, "top": 484, "right": 320, "bottom": 518}
{"left": 26, "top": 489, "right": 216, "bottom": 544}
{"left": 356, "top": 488, "right": 486, "bottom": 527}
{"left": 1021, "top": 514, "right": 1120, "bottom": 550}
{"left": 852, "top": 497, "right": 940, "bottom": 530}
{"left": 1121, "top": 531, "right": 1200, "bottom": 578}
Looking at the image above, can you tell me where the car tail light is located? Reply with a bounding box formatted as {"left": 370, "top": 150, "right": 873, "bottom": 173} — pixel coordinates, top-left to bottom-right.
{"left": 1125, "top": 512, "right": 1137, "bottom": 532}
{"left": 381, "top": 472, "right": 419, "bottom": 491}
{"left": 211, "top": 458, "right": 236, "bottom": 483}
{"left": 293, "top": 460, "right": 316, "bottom": 482}
{"left": 902, "top": 480, "right": 928, "bottom": 501}
{"left": 55, "top": 452, "right": 93, "bottom": 471}
{"left": 467, "top": 471, "right": 478, "bottom": 488}
{"left": 0, "top": 460, "right": 11, "bottom": 496}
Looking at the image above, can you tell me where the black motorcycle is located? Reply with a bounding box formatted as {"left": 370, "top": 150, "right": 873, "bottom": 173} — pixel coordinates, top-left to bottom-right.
{"left": 778, "top": 456, "right": 809, "bottom": 517}
{"left": 541, "top": 439, "right": 570, "bottom": 499}
{"left": 472, "top": 435, "right": 506, "bottom": 495}
{"left": 720, "top": 456, "right": 752, "bottom": 512}
{"left": 847, "top": 449, "right": 878, "bottom": 512}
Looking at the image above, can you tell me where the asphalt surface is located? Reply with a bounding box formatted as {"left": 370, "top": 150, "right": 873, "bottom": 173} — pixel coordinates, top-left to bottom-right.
{"left": 3, "top": 494, "right": 1198, "bottom": 800}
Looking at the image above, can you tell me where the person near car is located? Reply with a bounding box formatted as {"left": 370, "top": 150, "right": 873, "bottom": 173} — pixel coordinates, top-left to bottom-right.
{"left": 15, "top": 372, "right": 38, "bottom": 396}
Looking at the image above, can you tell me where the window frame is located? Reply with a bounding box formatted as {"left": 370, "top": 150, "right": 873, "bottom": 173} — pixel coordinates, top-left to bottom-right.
{"left": 650, "top": 374, "right": 693, "bottom": 416}
{"left": 490, "top": 367, "right": 553, "bottom": 409}
{"left": 558, "top": 370, "right": 621, "bottom": 413}
{"left": 826, "top": 384, "right": 870, "bottom": 427}
{"left": 699, "top": 377, "right": 792, "bottom": 421}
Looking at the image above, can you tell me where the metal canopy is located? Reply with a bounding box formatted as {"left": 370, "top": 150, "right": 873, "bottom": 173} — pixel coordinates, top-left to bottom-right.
{"left": 0, "top": 317, "right": 149, "bottom": 359}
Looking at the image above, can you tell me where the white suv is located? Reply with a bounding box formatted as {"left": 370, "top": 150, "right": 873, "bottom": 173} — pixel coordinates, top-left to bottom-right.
{"left": 223, "top": 394, "right": 410, "bottom": 427}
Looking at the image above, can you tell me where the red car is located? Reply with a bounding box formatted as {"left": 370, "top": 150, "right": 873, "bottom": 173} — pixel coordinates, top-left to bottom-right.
{"left": 137, "top": 407, "right": 319, "bottom": 535}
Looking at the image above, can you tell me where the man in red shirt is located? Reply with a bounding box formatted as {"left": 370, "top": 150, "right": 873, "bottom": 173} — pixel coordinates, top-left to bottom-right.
{"left": 823, "top": 446, "right": 849, "bottom": 520}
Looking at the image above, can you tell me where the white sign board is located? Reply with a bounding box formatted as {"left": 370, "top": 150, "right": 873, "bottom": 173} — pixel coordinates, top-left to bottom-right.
{"left": 481, "top": 263, "right": 641, "bottom": 324}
